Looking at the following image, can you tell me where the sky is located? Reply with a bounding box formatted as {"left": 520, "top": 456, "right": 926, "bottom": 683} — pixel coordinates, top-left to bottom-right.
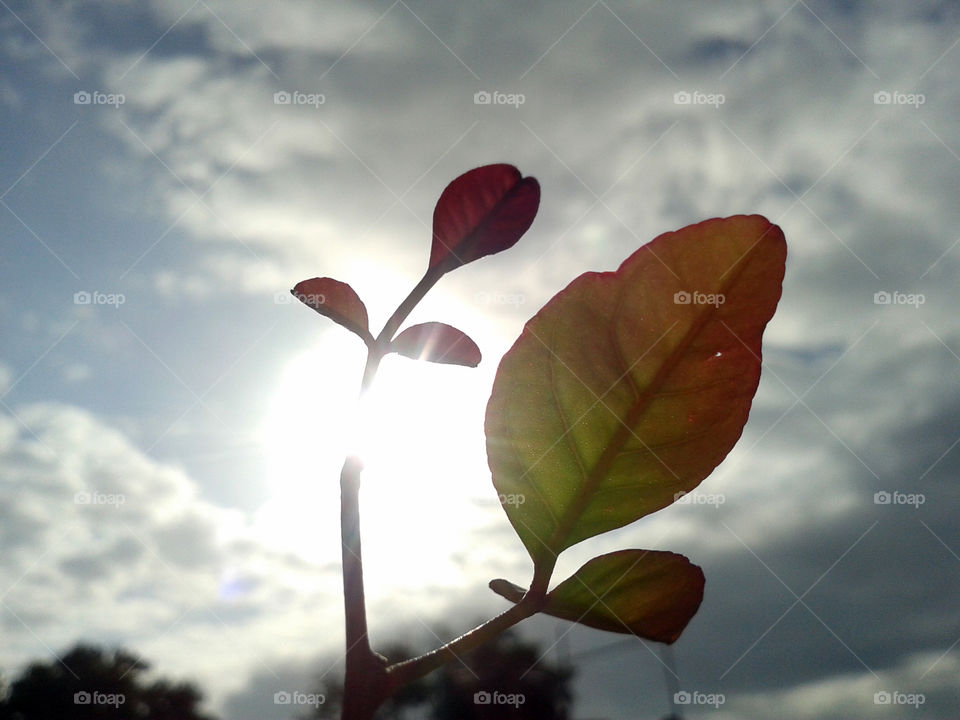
{"left": 1, "top": 1, "right": 959, "bottom": 718}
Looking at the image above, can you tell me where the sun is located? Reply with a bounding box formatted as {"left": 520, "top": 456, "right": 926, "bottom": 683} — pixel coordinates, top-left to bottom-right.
{"left": 259, "top": 319, "right": 497, "bottom": 599}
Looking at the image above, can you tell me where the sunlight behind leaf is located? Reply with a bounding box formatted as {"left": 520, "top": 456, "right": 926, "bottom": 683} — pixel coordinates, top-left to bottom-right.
{"left": 260, "top": 298, "right": 496, "bottom": 598}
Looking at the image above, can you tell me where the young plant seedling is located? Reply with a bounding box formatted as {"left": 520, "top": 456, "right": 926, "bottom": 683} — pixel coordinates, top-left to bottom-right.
{"left": 291, "top": 164, "right": 786, "bottom": 719}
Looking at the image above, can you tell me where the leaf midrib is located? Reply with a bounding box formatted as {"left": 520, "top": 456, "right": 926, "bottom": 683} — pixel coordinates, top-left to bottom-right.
{"left": 542, "top": 245, "right": 761, "bottom": 559}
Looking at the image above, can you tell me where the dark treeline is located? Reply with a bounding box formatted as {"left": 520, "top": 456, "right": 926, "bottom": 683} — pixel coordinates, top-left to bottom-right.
{"left": 0, "top": 629, "right": 576, "bottom": 720}
{"left": 0, "top": 643, "right": 217, "bottom": 720}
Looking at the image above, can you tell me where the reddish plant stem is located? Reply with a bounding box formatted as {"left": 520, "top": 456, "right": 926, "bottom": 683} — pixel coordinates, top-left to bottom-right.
{"left": 384, "top": 584, "right": 547, "bottom": 692}
{"left": 375, "top": 268, "right": 443, "bottom": 348}
{"left": 339, "top": 269, "right": 442, "bottom": 719}
{"left": 339, "top": 454, "right": 387, "bottom": 720}
{"left": 338, "top": 266, "right": 553, "bottom": 718}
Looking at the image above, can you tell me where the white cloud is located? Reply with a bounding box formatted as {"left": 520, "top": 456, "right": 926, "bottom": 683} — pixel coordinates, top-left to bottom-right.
{"left": 0, "top": 401, "right": 345, "bottom": 708}
{"left": 146, "top": 0, "right": 405, "bottom": 56}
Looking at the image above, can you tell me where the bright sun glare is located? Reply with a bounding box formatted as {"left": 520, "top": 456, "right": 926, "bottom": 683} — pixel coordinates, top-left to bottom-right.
{"left": 259, "top": 298, "right": 498, "bottom": 600}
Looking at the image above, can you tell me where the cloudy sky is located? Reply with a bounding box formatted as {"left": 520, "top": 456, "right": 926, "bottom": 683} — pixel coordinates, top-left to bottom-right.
{"left": 2, "top": 1, "right": 959, "bottom": 718}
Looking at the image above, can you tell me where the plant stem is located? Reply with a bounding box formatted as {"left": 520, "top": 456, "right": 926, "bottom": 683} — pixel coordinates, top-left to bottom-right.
{"left": 339, "top": 453, "right": 387, "bottom": 720}
{"left": 376, "top": 268, "right": 443, "bottom": 346}
{"left": 385, "top": 585, "right": 547, "bottom": 691}
{"left": 530, "top": 557, "right": 556, "bottom": 597}
{"left": 338, "top": 268, "right": 443, "bottom": 719}
{"left": 339, "top": 349, "right": 387, "bottom": 720}
{"left": 339, "top": 265, "right": 547, "bottom": 717}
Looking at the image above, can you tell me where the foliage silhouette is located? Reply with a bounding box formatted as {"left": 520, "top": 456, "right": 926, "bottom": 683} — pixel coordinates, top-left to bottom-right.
{"left": 430, "top": 628, "right": 573, "bottom": 720}
{"left": 291, "top": 163, "right": 787, "bottom": 719}
{"left": 0, "top": 643, "right": 218, "bottom": 720}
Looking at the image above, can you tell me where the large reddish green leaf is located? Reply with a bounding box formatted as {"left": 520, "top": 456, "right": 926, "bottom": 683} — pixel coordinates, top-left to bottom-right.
{"left": 485, "top": 215, "right": 786, "bottom": 567}
{"left": 429, "top": 164, "right": 540, "bottom": 274}
{"left": 292, "top": 277, "right": 373, "bottom": 345}
{"left": 390, "top": 322, "right": 481, "bottom": 367}
{"left": 490, "top": 550, "right": 705, "bottom": 643}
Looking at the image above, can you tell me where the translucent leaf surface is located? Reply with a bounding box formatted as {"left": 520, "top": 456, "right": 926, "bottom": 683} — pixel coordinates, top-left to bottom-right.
{"left": 485, "top": 215, "right": 786, "bottom": 566}
{"left": 390, "top": 322, "right": 481, "bottom": 367}
{"left": 429, "top": 164, "right": 539, "bottom": 274}
{"left": 490, "top": 550, "right": 705, "bottom": 643}
{"left": 292, "top": 277, "right": 373, "bottom": 344}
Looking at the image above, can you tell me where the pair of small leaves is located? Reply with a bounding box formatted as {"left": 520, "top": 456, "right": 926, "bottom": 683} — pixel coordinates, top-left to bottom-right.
{"left": 486, "top": 215, "right": 786, "bottom": 642}
{"left": 292, "top": 164, "right": 540, "bottom": 365}
{"left": 292, "top": 277, "right": 481, "bottom": 366}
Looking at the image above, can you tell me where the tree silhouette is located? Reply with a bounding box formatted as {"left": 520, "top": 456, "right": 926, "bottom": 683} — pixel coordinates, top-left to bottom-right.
{"left": 430, "top": 628, "right": 572, "bottom": 720}
{"left": 0, "top": 643, "right": 218, "bottom": 720}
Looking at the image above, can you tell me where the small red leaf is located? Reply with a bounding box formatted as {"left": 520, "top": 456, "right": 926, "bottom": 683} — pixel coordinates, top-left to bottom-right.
{"left": 291, "top": 277, "right": 373, "bottom": 344}
{"left": 390, "top": 322, "right": 481, "bottom": 367}
{"left": 429, "top": 164, "right": 540, "bottom": 274}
